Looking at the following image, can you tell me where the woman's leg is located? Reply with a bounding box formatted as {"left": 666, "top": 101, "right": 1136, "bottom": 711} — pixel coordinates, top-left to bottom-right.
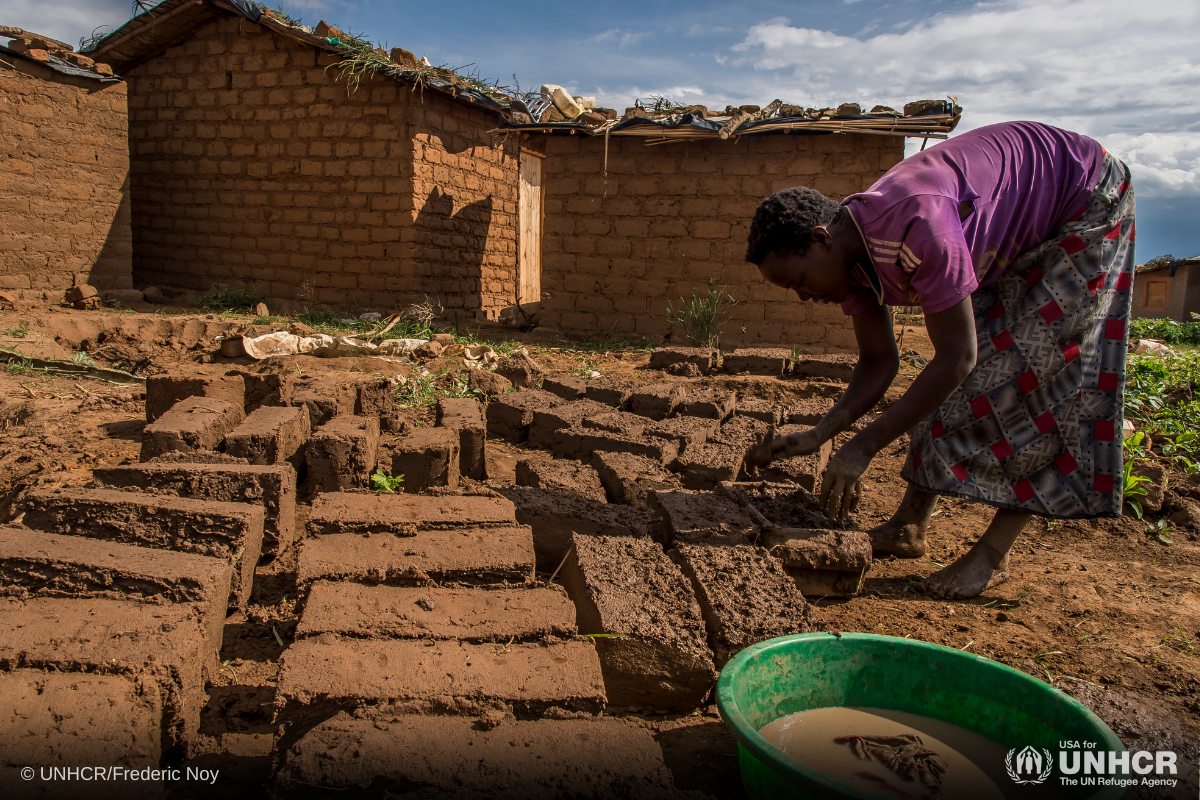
{"left": 919, "top": 508, "right": 1032, "bottom": 600}
{"left": 868, "top": 483, "right": 939, "bottom": 557}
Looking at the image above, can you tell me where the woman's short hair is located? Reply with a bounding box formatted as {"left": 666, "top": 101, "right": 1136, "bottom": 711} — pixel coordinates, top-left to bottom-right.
{"left": 745, "top": 187, "right": 842, "bottom": 265}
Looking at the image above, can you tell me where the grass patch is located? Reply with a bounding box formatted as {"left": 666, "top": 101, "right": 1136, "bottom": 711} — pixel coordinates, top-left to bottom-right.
{"left": 666, "top": 279, "right": 737, "bottom": 349}
{"left": 0, "top": 322, "right": 30, "bottom": 338}
{"left": 394, "top": 370, "right": 481, "bottom": 408}
{"left": 197, "top": 286, "right": 265, "bottom": 312}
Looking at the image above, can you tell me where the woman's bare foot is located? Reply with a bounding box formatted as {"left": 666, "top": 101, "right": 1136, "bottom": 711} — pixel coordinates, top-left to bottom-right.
{"left": 919, "top": 509, "right": 1031, "bottom": 600}
{"left": 869, "top": 484, "right": 938, "bottom": 558}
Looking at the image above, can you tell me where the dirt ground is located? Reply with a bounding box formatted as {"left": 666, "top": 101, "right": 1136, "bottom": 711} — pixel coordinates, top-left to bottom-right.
{"left": 1, "top": 306, "right": 1197, "bottom": 798}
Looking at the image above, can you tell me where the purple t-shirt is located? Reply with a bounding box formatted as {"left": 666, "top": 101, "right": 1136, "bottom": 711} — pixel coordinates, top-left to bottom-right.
{"left": 840, "top": 121, "right": 1105, "bottom": 316}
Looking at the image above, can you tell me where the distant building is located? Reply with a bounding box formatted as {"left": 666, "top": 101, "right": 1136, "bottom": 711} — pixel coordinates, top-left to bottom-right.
{"left": 1131, "top": 257, "right": 1200, "bottom": 321}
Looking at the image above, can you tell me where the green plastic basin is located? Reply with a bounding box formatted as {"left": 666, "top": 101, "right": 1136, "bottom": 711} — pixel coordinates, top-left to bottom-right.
{"left": 716, "top": 632, "right": 1127, "bottom": 800}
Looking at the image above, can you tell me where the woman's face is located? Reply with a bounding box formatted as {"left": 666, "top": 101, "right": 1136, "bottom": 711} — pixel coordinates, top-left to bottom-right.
{"left": 757, "top": 241, "right": 852, "bottom": 304}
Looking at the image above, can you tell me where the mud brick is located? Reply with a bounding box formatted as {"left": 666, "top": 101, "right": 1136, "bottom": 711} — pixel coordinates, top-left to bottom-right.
{"left": 0, "top": 527, "right": 232, "bottom": 649}
{"left": 22, "top": 487, "right": 264, "bottom": 613}
{"left": 224, "top": 405, "right": 309, "bottom": 468}
{"left": 435, "top": 397, "right": 486, "bottom": 480}
{"left": 793, "top": 569, "right": 864, "bottom": 597}
{"left": 723, "top": 348, "right": 792, "bottom": 376}
{"left": 629, "top": 382, "right": 688, "bottom": 421}
{"left": 528, "top": 398, "right": 609, "bottom": 450}
{"left": 762, "top": 424, "right": 833, "bottom": 492}
{"left": 297, "top": 527, "right": 536, "bottom": 587}
{"left": 583, "top": 376, "right": 634, "bottom": 408}
{"left": 735, "top": 398, "right": 783, "bottom": 425}
{"left": 674, "top": 543, "right": 819, "bottom": 668}
{"left": 236, "top": 370, "right": 296, "bottom": 412}
{"left": 91, "top": 463, "right": 297, "bottom": 559}
{"left": 276, "top": 715, "right": 676, "bottom": 797}
{"left": 678, "top": 388, "right": 737, "bottom": 420}
{"left": 792, "top": 353, "right": 857, "bottom": 381}
{"left": 468, "top": 368, "right": 512, "bottom": 398}
{"left": 542, "top": 375, "right": 586, "bottom": 401}
{"left": 764, "top": 528, "right": 872, "bottom": 573}
{"left": 581, "top": 410, "right": 651, "bottom": 436}
{"left": 562, "top": 534, "right": 715, "bottom": 711}
{"left": 292, "top": 377, "right": 358, "bottom": 428}
{"left": 496, "top": 351, "right": 544, "bottom": 389}
{"left": 517, "top": 457, "right": 606, "bottom": 503}
{"left": 141, "top": 396, "right": 245, "bottom": 461}
{"left": 307, "top": 415, "right": 380, "bottom": 494}
{"left": 296, "top": 583, "right": 576, "bottom": 642}
{"left": 677, "top": 441, "right": 746, "bottom": 490}
{"left": 592, "top": 451, "right": 679, "bottom": 506}
{"left": 274, "top": 638, "right": 605, "bottom": 751}
{"left": 486, "top": 389, "right": 562, "bottom": 443}
{"left": 0, "top": 670, "right": 164, "bottom": 789}
{"left": 384, "top": 426, "right": 460, "bottom": 493}
{"left": 146, "top": 370, "right": 245, "bottom": 422}
{"left": 714, "top": 415, "right": 772, "bottom": 448}
{"left": 649, "top": 346, "right": 716, "bottom": 374}
{"left": 351, "top": 376, "right": 396, "bottom": 418}
{"left": 644, "top": 416, "right": 719, "bottom": 457}
{"left": 650, "top": 490, "right": 756, "bottom": 546}
{"left": 786, "top": 396, "right": 835, "bottom": 425}
{"left": 307, "top": 492, "right": 516, "bottom": 536}
{"left": 0, "top": 597, "right": 210, "bottom": 758}
{"left": 552, "top": 424, "right": 678, "bottom": 464}
{"left": 495, "top": 486, "right": 656, "bottom": 569}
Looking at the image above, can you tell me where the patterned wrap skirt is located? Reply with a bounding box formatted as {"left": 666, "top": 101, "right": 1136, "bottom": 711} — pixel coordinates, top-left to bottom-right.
{"left": 902, "top": 153, "right": 1136, "bottom": 518}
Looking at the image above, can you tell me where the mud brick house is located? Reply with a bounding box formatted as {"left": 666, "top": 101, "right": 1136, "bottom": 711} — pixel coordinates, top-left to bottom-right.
{"left": 1131, "top": 256, "right": 1200, "bottom": 322}
{"left": 0, "top": 29, "right": 132, "bottom": 295}
{"left": 85, "top": 0, "right": 521, "bottom": 318}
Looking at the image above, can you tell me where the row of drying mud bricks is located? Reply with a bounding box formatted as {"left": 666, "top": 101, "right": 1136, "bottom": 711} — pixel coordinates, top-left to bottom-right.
{"left": 139, "top": 369, "right": 485, "bottom": 495}
{"left": 651, "top": 346, "right": 857, "bottom": 379}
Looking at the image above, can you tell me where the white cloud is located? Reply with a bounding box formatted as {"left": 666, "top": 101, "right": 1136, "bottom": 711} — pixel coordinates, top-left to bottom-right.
{"left": 593, "top": 28, "right": 651, "bottom": 48}
{"left": 728, "top": 0, "right": 1200, "bottom": 199}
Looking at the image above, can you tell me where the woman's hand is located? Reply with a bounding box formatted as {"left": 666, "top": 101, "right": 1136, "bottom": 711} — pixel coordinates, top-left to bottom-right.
{"left": 820, "top": 444, "right": 874, "bottom": 522}
{"left": 744, "top": 428, "right": 827, "bottom": 472}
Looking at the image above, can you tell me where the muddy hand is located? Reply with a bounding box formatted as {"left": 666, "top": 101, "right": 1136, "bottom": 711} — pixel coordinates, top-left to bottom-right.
{"left": 819, "top": 446, "right": 872, "bottom": 522}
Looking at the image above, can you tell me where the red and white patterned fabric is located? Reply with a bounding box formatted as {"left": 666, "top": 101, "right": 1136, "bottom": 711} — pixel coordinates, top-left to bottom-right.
{"left": 903, "top": 153, "right": 1135, "bottom": 518}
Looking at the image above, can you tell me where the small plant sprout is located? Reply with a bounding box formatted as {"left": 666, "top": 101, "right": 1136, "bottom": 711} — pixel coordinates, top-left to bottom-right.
{"left": 0, "top": 321, "right": 30, "bottom": 338}
{"left": 1150, "top": 518, "right": 1175, "bottom": 545}
{"left": 666, "top": 279, "right": 737, "bottom": 349}
{"left": 371, "top": 470, "right": 405, "bottom": 493}
{"left": 71, "top": 352, "right": 97, "bottom": 367}
{"left": 1121, "top": 459, "right": 1151, "bottom": 519}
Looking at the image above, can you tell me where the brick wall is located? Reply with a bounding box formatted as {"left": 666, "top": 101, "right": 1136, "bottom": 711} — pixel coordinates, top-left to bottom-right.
{"left": 0, "top": 57, "right": 131, "bottom": 291}
{"left": 536, "top": 132, "right": 903, "bottom": 350}
{"left": 126, "top": 16, "right": 518, "bottom": 314}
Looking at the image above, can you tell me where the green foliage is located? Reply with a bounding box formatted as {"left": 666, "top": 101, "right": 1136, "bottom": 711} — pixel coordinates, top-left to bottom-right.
{"left": 4, "top": 357, "right": 36, "bottom": 375}
{"left": 1130, "top": 316, "right": 1200, "bottom": 346}
{"left": 371, "top": 469, "right": 405, "bottom": 493}
{"left": 197, "top": 286, "right": 265, "bottom": 312}
{"left": 1150, "top": 518, "right": 1175, "bottom": 546}
{"left": 70, "top": 352, "right": 97, "bottom": 367}
{"left": 1125, "top": 351, "right": 1200, "bottom": 470}
{"left": 1122, "top": 459, "right": 1150, "bottom": 519}
{"left": 665, "top": 279, "right": 737, "bottom": 349}
{"left": 0, "top": 322, "right": 30, "bottom": 338}
{"left": 394, "top": 371, "right": 481, "bottom": 408}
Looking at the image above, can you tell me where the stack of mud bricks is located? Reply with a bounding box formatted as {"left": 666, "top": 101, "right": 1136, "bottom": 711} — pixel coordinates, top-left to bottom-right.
{"left": 535, "top": 132, "right": 901, "bottom": 347}
{"left": 275, "top": 490, "right": 685, "bottom": 794}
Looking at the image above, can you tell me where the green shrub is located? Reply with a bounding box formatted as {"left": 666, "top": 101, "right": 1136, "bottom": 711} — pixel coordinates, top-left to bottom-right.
{"left": 666, "top": 279, "right": 737, "bottom": 349}
{"left": 1130, "top": 316, "right": 1200, "bottom": 346}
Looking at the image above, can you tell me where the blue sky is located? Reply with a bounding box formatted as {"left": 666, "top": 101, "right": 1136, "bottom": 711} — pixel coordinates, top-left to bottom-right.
{"left": 8, "top": 0, "right": 1199, "bottom": 261}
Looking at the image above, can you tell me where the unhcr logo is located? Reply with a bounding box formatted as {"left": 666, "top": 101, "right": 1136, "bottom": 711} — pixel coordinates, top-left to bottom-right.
{"left": 1006, "top": 746, "right": 1053, "bottom": 785}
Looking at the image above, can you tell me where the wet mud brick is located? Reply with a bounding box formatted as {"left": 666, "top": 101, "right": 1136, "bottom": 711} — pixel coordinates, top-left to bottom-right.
{"left": 551, "top": 424, "right": 679, "bottom": 464}
{"left": 223, "top": 405, "right": 309, "bottom": 468}
{"left": 296, "top": 583, "right": 577, "bottom": 642}
{"left": 583, "top": 376, "right": 635, "bottom": 409}
{"left": 276, "top": 715, "right": 678, "bottom": 797}
{"left": 140, "top": 396, "right": 245, "bottom": 461}
{"left": 435, "top": 397, "right": 486, "bottom": 480}
{"left": 307, "top": 492, "right": 517, "bottom": 536}
{"left": 0, "top": 670, "right": 165, "bottom": 792}
{"left": 541, "top": 375, "right": 586, "bottom": 401}
{"left": 527, "top": 398, "right": 609, "bottom": 450}
{"left": 486, "top": 389, "right": 562, "bottom": 443}
{"left": 91, "top": 462, "right": 297, "bottom": 559}
{"left": 292, "top": 376, "right": 357, "bottom": 428}
{"left": 649, "top": 346, "right": 716, "bottom": 374}
{"left": 234, "top": 370, "right": 296, "bottom": 412}
{"left": 145, "top": 369, "right": 245, "bottom": 422}
{"left": 274, "top": 638, "right": 604, "bottom": 743}
{"left": 650, "top": 490, "right": 756, "bottom": 546}
{"left": 582, "top": 410, "right": 651, "bottom": 436}
{"left": 297, "top": 527, "right": 536, "bottom": 587}
{"left": 592, "top": 451, "right": 679, "bottom": 506}
{"left": 762, "top": 424, "right": 834, "bottom": 492}
{"left": 384, "top": 426, "right": 460, "bottom": 492}
{"left": 350, "top": 375, "right": 396, "bottom": 418}
{"left": 765, "top": 528, "right": 871, "bottom": 596}
{"left": 495, "top": 486, "right": 656, "bottom": 569}
{"left": 306, "top": 415, "right": 380, "bottom": 493}
{"left": 792, "top": 353, "right": 857, "bottom": 381}
{"left": 786, "top": 396, "right": 835, "bottom": 425}
{"left": 629, "top": 382, "right": 688, "bottom": 421}
{"left": 674, "top": 543, "right": 820, "bottom": 668}
{"left": 22, "top": 487, "right": 264, "bottom": 613}
{"left": 516, "top": 457, "right": 606, "bottom": 503}
{"left": 678, "top": 388, "right": 737, "bottom": 421}
{"left": 723, "top": 348, "right": 792, "bottom": 376}
{"left": 0, "top": 527, "right": 233, "bottom": 649}
{"left": 677, "top": 440, "right": 747, "bottom": 489}
{"left": 735, "top": 398, "right": 783, "bottom": 425}
{"left": 644, "top": 415, "right": 719, "bottom": 457}
{"left": 0, "top": 596, "right": 212, "bottom": 758}
{"left": 561, "top": 534, "right": 715, "bottom": 711}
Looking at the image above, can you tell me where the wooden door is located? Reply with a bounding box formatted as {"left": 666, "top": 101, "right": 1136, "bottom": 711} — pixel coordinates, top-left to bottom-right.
{"left": 518, "top": 151, "right": 543, "bottom": 306}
